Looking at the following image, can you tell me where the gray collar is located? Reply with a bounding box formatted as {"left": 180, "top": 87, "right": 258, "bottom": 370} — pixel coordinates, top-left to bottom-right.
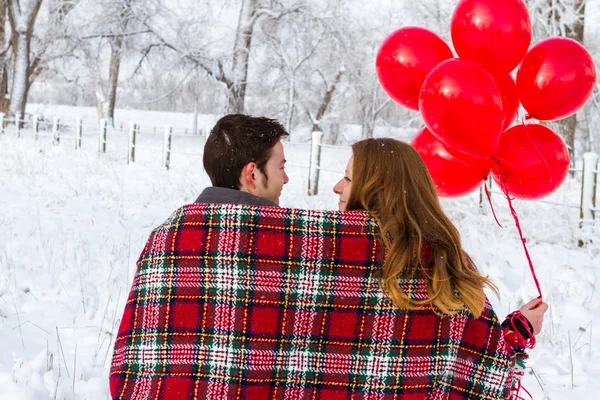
{"left": 194, "top": 187, "right": 278, "bottom": 207}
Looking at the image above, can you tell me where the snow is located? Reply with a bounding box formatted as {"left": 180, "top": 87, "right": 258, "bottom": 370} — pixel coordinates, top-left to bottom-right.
{"left": 0, "top": 107, "right": 599, "bottom": 399}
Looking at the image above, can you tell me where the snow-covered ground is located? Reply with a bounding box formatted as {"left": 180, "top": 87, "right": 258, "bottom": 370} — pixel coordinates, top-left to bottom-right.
{"left": 0, "top": 110, "right": 599, "bottom": 399}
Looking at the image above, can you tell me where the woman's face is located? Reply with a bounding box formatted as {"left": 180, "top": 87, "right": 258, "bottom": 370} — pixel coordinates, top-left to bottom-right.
{"left": 333, "top": 156, "right": 353, "bottom": 211}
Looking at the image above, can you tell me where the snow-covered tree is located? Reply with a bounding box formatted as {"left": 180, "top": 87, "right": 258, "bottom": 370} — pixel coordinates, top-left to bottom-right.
{"left": 105, "top": 0, "right": 135, "bottom": 125}
{"left": 141, "top": 0, "right": 303, "bottom": 114}
{"left": 2, "top": 0, "right": 594, "bottom": 150}
{"left": 3, "top": 1, "right": 79, "bottom": 118}
{"left": 527, "top": 0, "right": 591, "bottom": 159}
{"left": 260, "top": 10, "right": 330, "bottom": 132}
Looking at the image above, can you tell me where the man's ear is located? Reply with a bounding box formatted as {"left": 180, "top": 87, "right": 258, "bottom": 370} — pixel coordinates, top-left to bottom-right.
{"left": 240, "top": 162, "right": 257, "bottom": 190}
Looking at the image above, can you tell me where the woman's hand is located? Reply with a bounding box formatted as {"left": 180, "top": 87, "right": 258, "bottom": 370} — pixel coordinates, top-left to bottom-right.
{"left": 519, "top": 297, "right": 548, "bottom": 336}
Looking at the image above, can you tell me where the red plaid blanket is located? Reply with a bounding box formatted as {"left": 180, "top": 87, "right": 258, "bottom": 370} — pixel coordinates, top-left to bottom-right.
{"left": 111, "top": 204, "right": 521, "bottom": 399}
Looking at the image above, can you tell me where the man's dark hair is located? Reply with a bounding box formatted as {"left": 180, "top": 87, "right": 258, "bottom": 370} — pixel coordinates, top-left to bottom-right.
{"left": 203, "top": 114, "right": 289, "bottom": 189}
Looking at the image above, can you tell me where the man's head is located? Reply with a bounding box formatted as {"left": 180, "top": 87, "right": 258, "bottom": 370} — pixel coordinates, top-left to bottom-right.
{"left": 203, "top": 114, "right": 290, "bottom": 204}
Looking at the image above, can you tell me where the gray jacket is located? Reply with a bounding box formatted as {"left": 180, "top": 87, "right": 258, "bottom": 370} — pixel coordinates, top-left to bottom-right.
{"left": 194, "top": 187, "right": 278, "bottom": 207}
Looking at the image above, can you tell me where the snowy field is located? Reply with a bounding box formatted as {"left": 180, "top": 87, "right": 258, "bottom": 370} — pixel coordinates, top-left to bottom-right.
{"left": 0, "top": 109, "right": 599, "bottom": 399}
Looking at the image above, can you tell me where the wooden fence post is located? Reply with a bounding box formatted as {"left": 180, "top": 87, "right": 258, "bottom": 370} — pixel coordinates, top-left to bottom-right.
{"left": 580, "top": 152, "right": 599, "bottom": 222}
{"left": 163, "top": 125, "right": 172, "bottom": 170}
{"left": 308, "top": 130, "right": 323, "bottom": 196}
{"left": 52, "top": 117, "right": 60, "bottom": 145}
{"left": 76, "top": 118, "right": 83, "bottom": 149}
{"left": 15, "top": 113, "right": 22, "bottom": 138}
{"left": 99, "top": 119, "right": 107, "bottom": 154}
{"left": 32, "top": 115, "right": 39, "bottom": 140}
{"left": 128, "top": 122, "right": 137, "bottom": 163}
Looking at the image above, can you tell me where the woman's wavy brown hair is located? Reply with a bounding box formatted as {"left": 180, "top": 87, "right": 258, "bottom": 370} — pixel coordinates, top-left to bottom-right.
{"left": 346, "top": 138, "right": 497, "bottom": 318}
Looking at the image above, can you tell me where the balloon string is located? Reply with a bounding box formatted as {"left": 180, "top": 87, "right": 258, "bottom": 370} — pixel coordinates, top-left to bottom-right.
{"left": 512, "top": 380, "right": 534, "bottom": 400}
{"left": 484, "top": 181, "right": 503, "bottom": 228}
{"left": 504, "top": 187, "right": 543, "bottom": 298}
{"left": 492, "top": 159, "right": 543, "bottom": 298}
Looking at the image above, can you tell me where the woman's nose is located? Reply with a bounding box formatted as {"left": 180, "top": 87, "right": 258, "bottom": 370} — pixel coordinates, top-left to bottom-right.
{"left": 333, "top": 180, "right": 342, "bottom": 194}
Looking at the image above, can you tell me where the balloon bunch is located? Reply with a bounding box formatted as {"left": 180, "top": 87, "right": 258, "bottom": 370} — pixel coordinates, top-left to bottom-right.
{"left": 376, "top": 0, "right": 596, "bottom": 200}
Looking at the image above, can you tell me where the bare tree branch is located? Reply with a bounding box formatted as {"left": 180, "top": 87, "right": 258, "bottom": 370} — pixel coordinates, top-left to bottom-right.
{"left": 126, "top": 42, "right": 166, "bottom": 79}
{"left": 81, "top": 30, "right": 151, "bottom": 40}
{"left": 140, "top": 67, "right": 195, "bottom": 104}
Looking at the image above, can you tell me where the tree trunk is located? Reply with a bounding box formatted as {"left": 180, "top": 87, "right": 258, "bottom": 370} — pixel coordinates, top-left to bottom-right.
{"left": 551, "top": 114, "right": 577, "bottom": 164}
{"left": 550, "top": 0, "right": 585, "bottom": 165}
{"left": 229, "top": 0, "right": 258, "bottom": 114}
{"left": 311, "top": 67, "right": 344, "bottom": 133}
{"left": 566, "top": 0, "right": 585, "bottom": 42}
{"left": 23, "top": 0, "right": 75, "bottom": 111}
{"left": 285, "top": 71, "right": 295, "bottom": 133}
{"left": 362, "top": 89, "right": 378, "bottom": 140}
{"left": 7, "top": 0, "right": 42, "bottom": 119}
{"left": 0, "top": 64, "right": 8, "bottom": 115}
{"left": 362, "top": 118, "right": 375, "bottom": 139}
{"left": 9, "top": 33, "right": 30, "bottom": 119}
{"left": 361, "top": 87, "right": 390, "bottom": 140}
{"left": 107, "top": 36, "right": 123, "bottom": 127}
{"left": 22, "top": 55, "right": 43, "bottom": 113}
{"left": 105, "top": 0, "right": 133, "bottom": 126}
{"left": 0, "top": 1, "right": 9, "bottom": 114}
{"left": 227, "top": 86, "right": 244, "bottom": 114}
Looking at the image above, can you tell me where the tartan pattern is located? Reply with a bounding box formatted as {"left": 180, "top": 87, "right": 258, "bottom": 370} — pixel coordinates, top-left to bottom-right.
{"left": 110, "top": 204, "right": 521, "bottom": 399}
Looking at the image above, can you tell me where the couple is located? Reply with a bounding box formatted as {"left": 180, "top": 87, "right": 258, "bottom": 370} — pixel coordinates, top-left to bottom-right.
{"left": 110, "top": 114, "right": 547, "bottom": 399}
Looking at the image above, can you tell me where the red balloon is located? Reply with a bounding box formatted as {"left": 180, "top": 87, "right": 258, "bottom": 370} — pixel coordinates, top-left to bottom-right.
{"left": 496, "top": 74, "right": 519, "bottom": 130}
{"left": 492, "top": 124, "right": 570, "bottom": 200}
{"left": 451, "top": 0, "right": 531, "bottom": 76}
{"left": 517, "top": 37, "right": 597, "bottom": 121}
{"left": 419, "top": 59, "right": 504, "bottom": 159}
{"left": 411, "top": 128, "right": 491, "bottom": 197}
{"left": 376, "top": 27, "right": 453, "bottom": 111}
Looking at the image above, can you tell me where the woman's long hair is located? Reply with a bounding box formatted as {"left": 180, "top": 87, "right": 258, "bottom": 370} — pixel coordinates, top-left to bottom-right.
{"left": 346, "top": 138, "right": 497, "bottom": 318}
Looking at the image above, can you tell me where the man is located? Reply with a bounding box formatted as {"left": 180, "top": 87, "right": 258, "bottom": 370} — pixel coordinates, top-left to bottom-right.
{"left": 197, "top": 114, "right": 289, "bottom": 206}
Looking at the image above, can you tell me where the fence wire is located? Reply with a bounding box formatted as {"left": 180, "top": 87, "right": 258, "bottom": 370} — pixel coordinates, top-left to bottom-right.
{"left": 1, "top": 114, "right": 597, "bottom": 218}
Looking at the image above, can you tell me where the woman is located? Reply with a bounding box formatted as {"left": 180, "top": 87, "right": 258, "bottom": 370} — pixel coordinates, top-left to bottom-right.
{"left": 333, "top": 138, "right": 547, "bottom": 394}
